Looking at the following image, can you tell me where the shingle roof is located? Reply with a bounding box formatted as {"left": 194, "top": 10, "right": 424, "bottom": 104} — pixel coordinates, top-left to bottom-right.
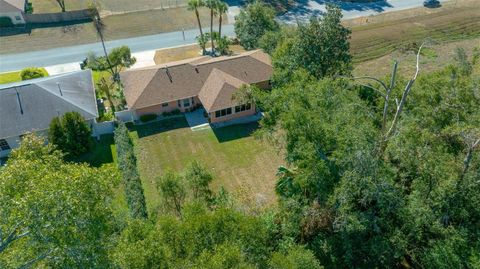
{"left": 0, "top": 70, "right": 98, "bottom": 139}
{"left": 0, "top": 0, "right": 25, "bottom": 12}
{"left": 120, "top": 50, "right": 272, "bottom": 110}
{"left": 198, "top": 68, "right": 247, "bottom": 112}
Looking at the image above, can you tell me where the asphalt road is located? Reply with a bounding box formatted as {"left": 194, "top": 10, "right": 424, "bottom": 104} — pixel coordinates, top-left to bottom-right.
{"left": 0, "top": 0, "right": 447, "bottom": 72}
{"left": 0, "top": 25, "right": 235, "bottom": 72}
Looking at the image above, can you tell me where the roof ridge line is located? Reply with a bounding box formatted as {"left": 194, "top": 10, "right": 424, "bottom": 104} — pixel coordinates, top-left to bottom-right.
{"left": 35, "top": 80, "right": 97, "bottom": 118}
{"left": 130, "top": 68, "right": 163, "bottom": 109}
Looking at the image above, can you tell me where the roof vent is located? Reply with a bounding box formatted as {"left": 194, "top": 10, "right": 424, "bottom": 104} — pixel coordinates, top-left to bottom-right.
{"left": 165, "top": 66, "right": 173, "bottom": 83}
{"left": 195, "top": 67, "right": 199, "bottom": 73}
{"left": 15, "top": 88, "right": 24, "bottom": 115}
{"left": 56, "top": 82, "right": 63, "bottom": 96}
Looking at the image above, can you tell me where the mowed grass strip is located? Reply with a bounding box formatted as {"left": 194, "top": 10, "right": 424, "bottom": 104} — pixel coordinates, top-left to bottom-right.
{"left": 129, "top": 117, "right": 284, "bottom": 214}
{"left": 0, "top": 68, "right": 48, "bottom": 84}
{"left": 350, "top": 5, "right": 480, "bottom": 63}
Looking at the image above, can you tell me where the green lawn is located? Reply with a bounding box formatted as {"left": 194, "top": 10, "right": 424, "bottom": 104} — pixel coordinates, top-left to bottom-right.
{"left": 74, "top": 134, "right": 116, "bottom": 167}
{"left": 128, "top": 117, "right": 284, "bottom": 214}
{"left": 0, "top": 68, "right": 48, "bottom": 84}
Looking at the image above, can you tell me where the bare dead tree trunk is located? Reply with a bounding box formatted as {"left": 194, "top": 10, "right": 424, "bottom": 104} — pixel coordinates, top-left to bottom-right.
{"left": 343, "top": 42, "right": 426, "bottom": 156}
{"left": 383, "top": 61, "right": 397, "bottom": 132}
{"left": 383, "top": 43, "right": 425, "bottom": 143}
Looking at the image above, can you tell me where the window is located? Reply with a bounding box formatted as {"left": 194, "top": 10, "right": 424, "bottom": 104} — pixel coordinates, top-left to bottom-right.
{"left": 215, "top": 108, "right": 232, "bottom": 118}
{"left": 15, "top": 16, "right": 21, "bottom": 21}
{"left": 162, "top": 102, "right": 169, "bottom": 107}
{"left": 235, "top": 104, "right": 252, "bottom": 113}
{"left": 0, "top": 139, "right": 10, "bottom": 151}
{"left": 177, "top": 100, "right": 181, "bottom": 107}
{"left": 183, "top": 98, "right": 190, "bottom": 107}
{"left": 191, "top": 97, "right": 195, "bottom": 105}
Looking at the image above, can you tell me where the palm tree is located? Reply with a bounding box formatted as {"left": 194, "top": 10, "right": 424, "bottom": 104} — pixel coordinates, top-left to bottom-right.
{"left": 216, "top": 1, "right": 228, "bottom": 38}
{"left": 97, "top": 77, "right": 116, "bottom": 113}
{"left": 188, "top": 0, "right": 206, "bottom": 55}
{"left": 88, "top": 2, "right": 115, "bottom": 80}
{"left": 205, "top": 0, "right": 218, "bottom": 55}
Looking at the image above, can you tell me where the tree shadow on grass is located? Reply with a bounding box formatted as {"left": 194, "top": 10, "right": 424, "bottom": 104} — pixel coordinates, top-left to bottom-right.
{"left": 212, "top": 121, "right": 259, "bottom": 143}
{"left": 128, "top": 116, "right": 189, "bottom": 139}
{"left": 0, "top": 20, "right": 91, "bottom": 37}
{"left": 72, "top": 134, "right": 115, "bottom": 167}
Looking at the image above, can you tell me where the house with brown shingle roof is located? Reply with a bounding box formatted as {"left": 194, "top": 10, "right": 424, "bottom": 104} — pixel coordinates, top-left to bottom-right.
{"left": 120, "top": 50, "right": 272, "bottom": 123}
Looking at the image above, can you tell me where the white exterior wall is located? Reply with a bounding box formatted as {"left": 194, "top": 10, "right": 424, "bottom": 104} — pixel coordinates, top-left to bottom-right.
{"left": 0, "top": 11, "right": 26, "bottom": 25}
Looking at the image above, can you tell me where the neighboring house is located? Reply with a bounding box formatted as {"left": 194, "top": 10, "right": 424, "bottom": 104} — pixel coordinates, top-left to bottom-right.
{"left": 0, "top": 0, "right": 26, "bottom": 26}
{"left": 0, "top": 70, "right": 98, "bottom": 158}
{"left": 120, "top": 50, "right": 273, "bottom": 123}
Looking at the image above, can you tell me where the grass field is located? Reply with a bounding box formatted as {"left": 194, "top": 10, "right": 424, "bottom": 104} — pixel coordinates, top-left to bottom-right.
{"left": 0, "top": 68, "right": 48, "bottom": 84}
{"left": 129, "top": 117, "right": 284, "bottom": 214}
{"left": 31, "top": 0, "right": 189, "bottom": 13}
{"left": 154, "top": 44, "right": 246, "bottom": 64}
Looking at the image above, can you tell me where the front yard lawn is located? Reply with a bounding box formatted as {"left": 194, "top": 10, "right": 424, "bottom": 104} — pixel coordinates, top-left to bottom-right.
{"left": 129, "top": 117, "right": 284, "bottom": 214}
{"left": 0, "top": 68, "right": 48, "bottom": 85}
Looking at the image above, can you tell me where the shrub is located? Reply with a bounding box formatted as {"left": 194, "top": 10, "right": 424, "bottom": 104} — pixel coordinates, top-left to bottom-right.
{"left": 162, "top": 109, "right": 181, "bottom": 117}
{"left": 139, "top": 114, "right": 157, "bottom": 122}
{"left": 0, "top": 17, "right": 13, "bottom": 28}
{"left": 114, "top": 122, "right": 148, "bottom": 219}
{"left": 20, "top": 67, "right": 46, "bottom": 80}
{"left": 48, "top": 111, "right": 92, "bottom": 157}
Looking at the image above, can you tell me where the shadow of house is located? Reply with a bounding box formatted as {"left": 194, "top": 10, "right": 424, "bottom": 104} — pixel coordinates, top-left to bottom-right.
{"left": 127, "top": 117, "right": 190, "bottom": 139}
{"left": 212, "top": 121, "right": 259, "bottom": 143}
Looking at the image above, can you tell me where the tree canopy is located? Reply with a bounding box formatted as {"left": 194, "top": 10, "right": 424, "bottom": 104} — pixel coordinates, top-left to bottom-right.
{"left": 234, "top": 1, "right": 279, "bottom": 50}
{"left": 0, "top": 134, "right": 118, "bottom": 268}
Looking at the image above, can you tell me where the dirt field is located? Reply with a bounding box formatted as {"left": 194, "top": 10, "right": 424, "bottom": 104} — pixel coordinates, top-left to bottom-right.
{"left": 31, "top": 0, "right": 189, "bottom": 13}
{"left": 353, "top": 38, "right": 480, "bottom": 77}
{"left": 348, "top": 0, "right": 480, "bottom": 63}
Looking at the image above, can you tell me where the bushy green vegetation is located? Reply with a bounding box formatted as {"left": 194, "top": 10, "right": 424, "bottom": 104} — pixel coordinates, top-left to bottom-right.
{"left": 234, "top": 1, "right": 279, "bottom": 50}
{"left": 0, "top": 135, "right": 118, "bottom": 268}
{"left": 139, "top": 114, "right": 158, "bottom": 122}
{"left": 20, "top": 67, "right": 47, "bottom": 80}
{"left": 0, "top": 68, "right": 48, "bottom": 85}
{"left": 48, "top": 111, "right": 92, "bottom": 157}
{"left": 114, "top": 122, "right": 149, "bottom": 219}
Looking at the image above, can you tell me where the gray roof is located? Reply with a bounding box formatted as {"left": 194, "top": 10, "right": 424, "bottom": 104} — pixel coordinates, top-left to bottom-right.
{"left": 0, "top": 70, "right": 98, "bottom": 139}
{"left": 0, "top": 0, "right": 25, "bottom": 12}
